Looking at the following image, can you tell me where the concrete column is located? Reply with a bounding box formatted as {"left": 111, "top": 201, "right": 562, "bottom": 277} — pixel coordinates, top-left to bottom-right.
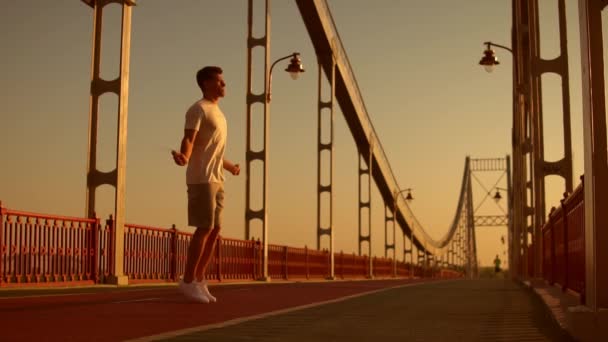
{"left": 316, "top": 54, "right": 336, "bottom": 279}
{"left": 83, "top": 0, "right": 136, "bottom": 285}
{"left": 245, "top": 0, "right": 271, "bottom": 281}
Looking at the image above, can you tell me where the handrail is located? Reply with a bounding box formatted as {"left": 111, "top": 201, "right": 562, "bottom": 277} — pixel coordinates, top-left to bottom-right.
{"left": 1, "top": 208, "right": 97, "bottom": 223}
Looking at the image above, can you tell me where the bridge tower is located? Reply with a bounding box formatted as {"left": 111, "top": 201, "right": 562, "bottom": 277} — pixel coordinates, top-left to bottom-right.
{"left": 470, "top": 157, "right": 511, "bottom": 278}
{"left": 358, "top": 138, "right": 374, "bottom": 278}
{"left": 512, "top": 0, "right": 573, "bottom": 280}
{"left": 316, "top": 49, "right": 337, "bottom": 279}
{"left": 245, "top": 0, "right": 271, "bottom": 281}
{"left": 82, "top": 0, "right": 135, "bottom": 285}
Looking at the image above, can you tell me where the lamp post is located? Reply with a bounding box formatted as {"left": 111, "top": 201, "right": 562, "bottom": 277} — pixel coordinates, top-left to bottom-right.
{"left": 392, "top": 188, "right": 413, "bottom": 278}
{"left": 256, "top": 52, "right": 305, "bottom": 281}
{"left": 478, "top": 40, "right": 524, "bottom": 281}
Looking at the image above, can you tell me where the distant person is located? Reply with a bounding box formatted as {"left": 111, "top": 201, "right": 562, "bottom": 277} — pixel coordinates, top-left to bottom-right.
{"left": 172, "top": 66, "right": 240, "bottom": 303}
{"left": 493, "top": 254, "right": 501, "bottom": 273}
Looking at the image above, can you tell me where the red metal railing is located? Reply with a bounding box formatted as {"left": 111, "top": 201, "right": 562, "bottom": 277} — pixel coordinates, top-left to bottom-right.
{"left": 541, "top": 182, "right": 585, "bottom": 301}
{"left": 335, "top": 251, "right": 368, "bottom": 278}
{"left": 439, "top": 269, "right": 461, "bottom": 278}
{"left": 0, "top": 206, "right": 101, "bottom": 287}
{"left": 372, "top": 257, "right": 393, "bottom": 278}
{"left": 124, "top": 223, "right": 175, "bottom": 283}
{"left": 98, "top": 217, "right": 114, "bottom": 283}
{"left": 1, "top": 203, "right": 462, "bottom": 287}
{"left": 211, "top": 237, "right": 261, "bottom": 282}
{"left": 565, "top": 187, "right": 585, "bottom": 294}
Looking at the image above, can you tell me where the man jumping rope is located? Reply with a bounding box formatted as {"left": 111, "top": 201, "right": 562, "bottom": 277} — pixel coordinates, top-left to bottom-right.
{"left": 172, "top": 66, "right": 240, "bottom": 303}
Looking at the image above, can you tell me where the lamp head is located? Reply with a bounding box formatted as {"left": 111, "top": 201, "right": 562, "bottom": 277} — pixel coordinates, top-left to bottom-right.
{"left": 406, "top": 191, "right": 414, "bottom": 202}
{"left": 479, "top": 47, "right": 499, "bottom": 73}
{"left": 285, "top": 53, "right": 305, "bottom": 80}
{"left": 493, "top": 190, "right": 502, "bottom": 203}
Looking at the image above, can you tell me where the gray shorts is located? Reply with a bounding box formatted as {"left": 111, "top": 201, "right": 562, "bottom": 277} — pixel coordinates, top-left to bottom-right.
{"left": 187, "top": 183, "right": 224, "bottom": 229}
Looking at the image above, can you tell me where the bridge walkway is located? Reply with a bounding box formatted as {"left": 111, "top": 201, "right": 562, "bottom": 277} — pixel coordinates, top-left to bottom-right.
{"left": 155, "top": 279, "right": 572, "bottom": 341}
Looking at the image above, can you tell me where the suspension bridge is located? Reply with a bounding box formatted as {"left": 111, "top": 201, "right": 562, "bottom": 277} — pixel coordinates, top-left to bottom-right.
{"left": 1, "top": 0, "right": 607, "bottom": 341}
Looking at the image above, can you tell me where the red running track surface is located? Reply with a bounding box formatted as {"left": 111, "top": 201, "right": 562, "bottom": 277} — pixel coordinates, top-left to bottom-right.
{"left": 0, "top": 278, "right": 435, "bottom": 341}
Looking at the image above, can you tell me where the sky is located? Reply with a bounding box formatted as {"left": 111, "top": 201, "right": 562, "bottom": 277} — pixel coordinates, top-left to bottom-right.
{"left": 1, "top": 1, "right": 602, "bottom": 268}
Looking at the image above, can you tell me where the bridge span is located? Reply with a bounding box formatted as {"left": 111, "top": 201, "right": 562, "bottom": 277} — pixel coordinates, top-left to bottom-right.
{"left": 1, "top": 0, "right": 607, "bottom": 340}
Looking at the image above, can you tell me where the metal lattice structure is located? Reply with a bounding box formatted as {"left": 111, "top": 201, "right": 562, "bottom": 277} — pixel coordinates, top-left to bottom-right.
{"left": 470, "top": 157, "right": 511, "bottom": 274}
{"left": 474, "top": 215, "right": 509, "bottom": 227}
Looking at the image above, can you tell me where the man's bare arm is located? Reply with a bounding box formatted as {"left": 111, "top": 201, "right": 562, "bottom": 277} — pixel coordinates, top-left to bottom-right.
{"left": 223, "top": 159, "right": 240, "bottom": 175}
{"left": 172, "top": 129, "right": 197, "bottom": 166}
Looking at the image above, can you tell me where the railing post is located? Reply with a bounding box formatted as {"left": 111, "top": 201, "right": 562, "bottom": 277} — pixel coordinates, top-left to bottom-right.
{"left": 326, "top": 248, "right": 330, "bottom": 278}
{"left": 106, "top": 215, "right": 115, "bottom": 280}
{"left": 358, "top": 252, "right": 362, "bottom": 278}
{"left": 372, "top": 256, "right": 376, "bottom": 278}
{"left": 251, "top": 238, "right": 257, "bottom": 280}
{"left": 305, "top": 245, "right": 309, "bottom": 280}
{"left": 1, "top": 201, "right": 5, "bottom": 287}
{"left": 339, "top": 250, "right": 343, "bottom": 279}
{"left": 91, "top": 217, "right": 100, "bottom": 283}
{"left": 256, "top": 238, "right": 262, "bottom": 280}
{"left": 217, "top": 235, "right": 222, "bottom": 282}
{"left": 169, "top": 224, "right": 177, "bottom": 282}
{"left": 284, "top": 246, "right": 288, "bottom": 280}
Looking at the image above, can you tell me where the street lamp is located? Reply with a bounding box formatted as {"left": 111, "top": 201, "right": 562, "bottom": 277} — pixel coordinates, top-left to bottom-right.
{"left": 256, "top": 52, "right": 304, "bottom": 281}
{"left": 493, "top": 186, "right": 509, "bottom": 203}
{"left": 392, "top": 188, "right": 414, "bottom": 278}
{"left": 393, "top": 188, "right": 414, "bottom": 205}
{"left": 479, "top": 40, "right": 522, "bottom": 281}
{"left": 267, "top": 52, "right": 305, "bottom": 102}
{"left": 478, "top": 41, "right": 512, "bottom": 73}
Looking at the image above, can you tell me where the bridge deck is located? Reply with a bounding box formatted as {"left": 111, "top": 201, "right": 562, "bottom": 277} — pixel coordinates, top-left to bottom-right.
{"left": 0, "top": 278, "right": 571, "bottom": 341}
{"left": 160, "top": 279, "right": 572, "bottom": 342}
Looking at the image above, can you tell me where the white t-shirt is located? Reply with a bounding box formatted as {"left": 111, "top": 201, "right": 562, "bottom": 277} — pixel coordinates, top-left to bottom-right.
{"left": 184, "top": 98, "right": 227, "bottom": 184}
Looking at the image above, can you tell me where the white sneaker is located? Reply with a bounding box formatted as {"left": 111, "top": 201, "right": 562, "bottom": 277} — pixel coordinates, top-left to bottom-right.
{"left": 178, "top": 279, "right": 209, "bottom": 303}
{"left": 196, "top": 280, "right": 217, "bottom": 303}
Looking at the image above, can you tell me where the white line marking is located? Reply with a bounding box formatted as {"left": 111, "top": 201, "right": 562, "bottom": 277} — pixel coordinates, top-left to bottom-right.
{"left": 124, "top": 281, "right": 435, "bottom": 342}
{"left": 112, "top": 297, "right": 162, "bottom": 304}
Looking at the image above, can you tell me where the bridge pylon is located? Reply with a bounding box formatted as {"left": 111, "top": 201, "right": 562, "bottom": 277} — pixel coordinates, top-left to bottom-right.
{"left": 316, "top": 51, "right": 336, "bottom": 280}
{"left": 82, "top": 0, "right": 136, "bottom": 285}
{"left": 469, "top": 157, "right": 512, "bottom": 278}
{"left": 512, "top": 0, "right": 573, "bottom": 281}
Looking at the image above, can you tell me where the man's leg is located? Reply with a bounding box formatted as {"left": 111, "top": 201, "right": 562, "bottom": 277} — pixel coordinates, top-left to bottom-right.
{"left": 184, "top": 183, "right": 217, "bottom": 283}
{"left": 195, "top": 226, "right": 221, "bottom": 281}
{"left": 183, "top": 227, "right": 212, "bottom": 283}
{"left": 195, "top": 184, "right": 224, "bottom": 281}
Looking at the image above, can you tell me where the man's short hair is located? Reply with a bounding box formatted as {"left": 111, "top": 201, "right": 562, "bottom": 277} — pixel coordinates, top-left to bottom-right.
{"left": 196, "top": 66, "right": 223, "bottom": 91}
